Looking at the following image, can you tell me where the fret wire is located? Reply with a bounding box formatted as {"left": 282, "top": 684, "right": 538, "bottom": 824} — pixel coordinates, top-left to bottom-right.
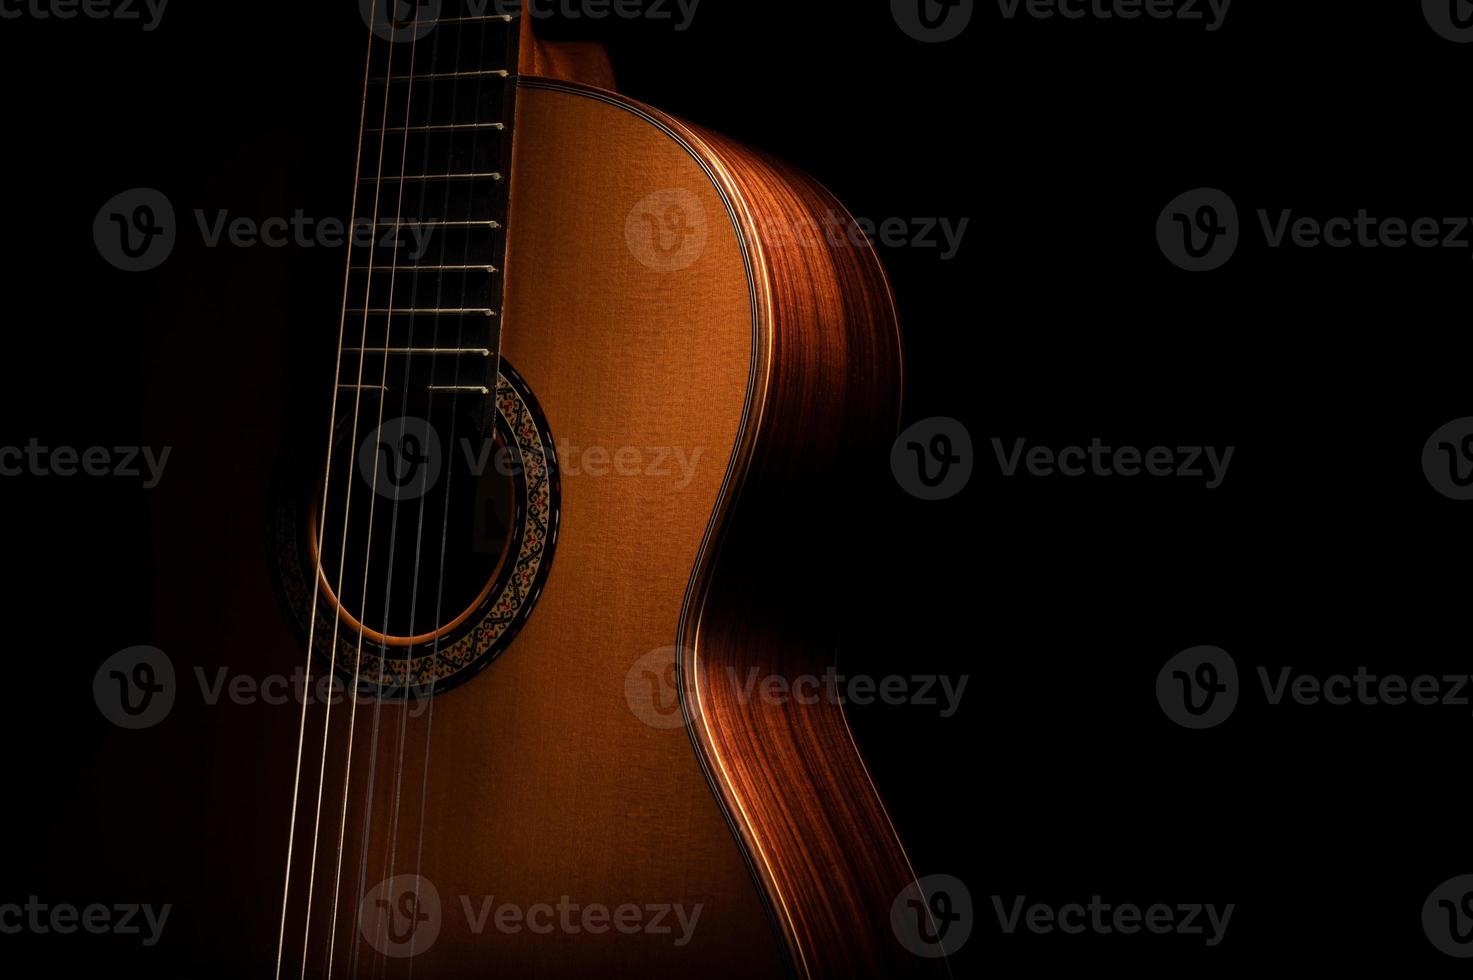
{"left": 357, "top": 173, "right": 503, "bottom": 182}
{"left": 351, "top": 264, "right": 497, "bottom": 272}
{"left": 367, "top": 122, "right": 505, "bottom": 134}
{"left": 369, "top": 69, "right": 512, "bottom": 84}
{"left": 345, "top": 347, "right": 492, "bottom": 355}
{"left": 374, "top": 13, "right": 515, "bottom": 32}
{"left": 354, "top": 125, "right": 504, "bottom": 177}
{"left": 423, "top": 15, "right": 515, "bottom": 25}
{"left": 363, "top": 308, "right": 497, "bottom": 316}
{"left": 373, "top": 219, "right": 501, "bottom": 229}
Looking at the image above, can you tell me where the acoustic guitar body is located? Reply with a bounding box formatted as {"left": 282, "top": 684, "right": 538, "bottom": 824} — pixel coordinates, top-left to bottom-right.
{"left": 61, "top": 20, "right": 944, "bottom": 980}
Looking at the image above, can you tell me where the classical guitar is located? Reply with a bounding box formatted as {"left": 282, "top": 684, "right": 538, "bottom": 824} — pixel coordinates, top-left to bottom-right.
{"left": 75, "top": 4, "right": 950, "bottom": 977}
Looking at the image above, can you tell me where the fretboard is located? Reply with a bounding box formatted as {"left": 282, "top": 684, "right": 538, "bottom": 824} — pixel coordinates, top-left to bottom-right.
{"left": 341, "top": 4, "right": 522, "bottom": 413}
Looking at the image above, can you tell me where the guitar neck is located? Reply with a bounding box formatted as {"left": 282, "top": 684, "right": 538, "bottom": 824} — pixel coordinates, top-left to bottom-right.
{"left": 340, "top": 4, "right": 525, "bottom": 415}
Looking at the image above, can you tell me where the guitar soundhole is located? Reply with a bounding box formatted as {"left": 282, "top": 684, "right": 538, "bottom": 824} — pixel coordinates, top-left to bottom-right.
{"left": 313, "top": 409, "right": 516, "bottom": 645}
{"left": 270, "top": 362, "right": 560, "bottom": 697}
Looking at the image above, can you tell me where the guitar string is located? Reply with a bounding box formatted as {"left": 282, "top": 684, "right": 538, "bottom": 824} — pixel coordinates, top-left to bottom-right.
{"left": 322, "top": 9, "right": 429, "bottom": 977}
{"left": 341, "top": 12, "right": 450, "bottom": 978}
{"left": 273, "top": 3, "right": 381, "bottom": 978}
{"left": 342, "top": 8, "right": 498, "bottom": 977}
{"left": 363, "top": 8, "right": 480, "bottom": 978}
{"left": 402, "top": 12, "right": 517, "bottom": 973}
{"left": 296, "top": 8, "right": 405, "bottom": 977}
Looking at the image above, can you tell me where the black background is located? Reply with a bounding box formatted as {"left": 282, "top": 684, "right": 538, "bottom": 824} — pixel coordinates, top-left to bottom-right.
{"left": 2, "top": 0, "right": 1471, "bottom": 975}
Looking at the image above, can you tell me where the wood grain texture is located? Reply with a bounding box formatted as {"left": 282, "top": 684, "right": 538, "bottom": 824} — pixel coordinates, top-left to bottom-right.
{"left": 665, "top": 123, "right": 954, "bottom": 979}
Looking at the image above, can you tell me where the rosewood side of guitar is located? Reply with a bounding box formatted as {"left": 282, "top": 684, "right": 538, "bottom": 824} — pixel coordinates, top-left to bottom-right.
{"left": 670, "top": 129, "right": 944, "bottom": 979}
